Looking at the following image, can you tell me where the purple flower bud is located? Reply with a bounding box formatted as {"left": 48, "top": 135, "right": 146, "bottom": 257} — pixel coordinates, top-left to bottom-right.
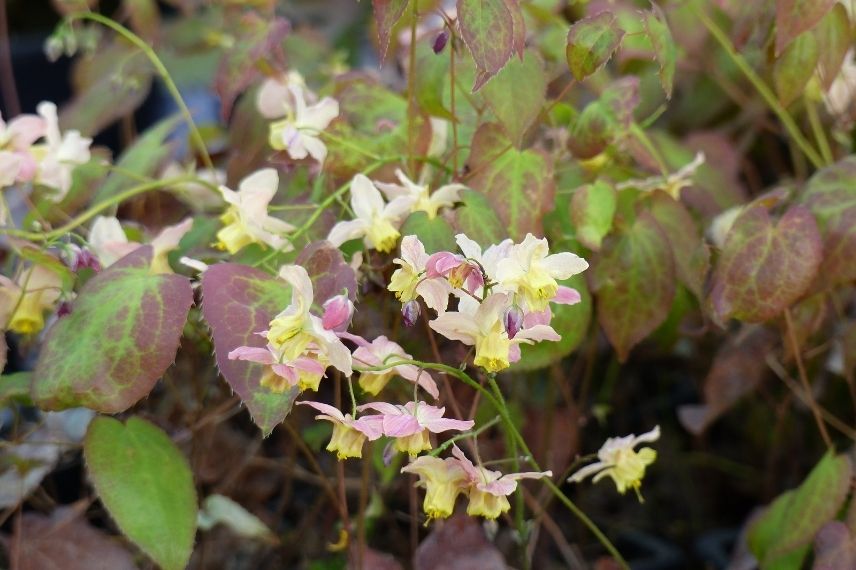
{"left": 382, "top": 440, "right": 396, "bottom": 466}
{"left": 503, "top": 305, "right": 524, "bottom": 339}
{"left": 66, "top": 245, "right": 101, "bottom": 273}
{"left": 402, "top": 300, "right": 421, "bottom": 327}
{"left": 321, "top": 294, "right": 354, "bottom": 332}
{"left": 56, "top": 301, "right": 72, "bottom": 318}
{"left": 432, "top": 30, "right": 449, "bottom": 54}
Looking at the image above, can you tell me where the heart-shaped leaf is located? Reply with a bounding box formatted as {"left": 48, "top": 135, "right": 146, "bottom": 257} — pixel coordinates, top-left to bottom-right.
{"left": 201, "top": 263, "right": 296, "bottom": 435}
{"left": 32, "top": 247, "right": 193, "bottom": 413}
{"left": 295, "top": 241, "right": 358, "bottom": 305}
{"left": 84, "top": 416, "right": 197, "bottom": 570}
{"left": 565, "top": 11, "right": 624, "bottom": 81}
{"left": 482, "top": 49, "right": 547, "bottom": 147}
{"left": 775, "top": 0, "right": 836, "bottom": 55}
{"left": 457, "top": 0, "right": 517, "bottom": 91}
{"left": 373, "top": 0, "right": 409, "bottom": 63}
{"left": 708, "top": 204, "right": 821, "bottom": 324}
{"left": 591, "top": 212, "right": 675, "bottom": 362}
{"left": 399, "top": 212, "right": 457, "bottom": 252}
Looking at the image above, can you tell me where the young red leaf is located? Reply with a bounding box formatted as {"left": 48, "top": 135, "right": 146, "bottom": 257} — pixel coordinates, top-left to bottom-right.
{"left": 775, "top": 0, "right": 836, "bottom": 55}
{"left": 201, "top": 263, "right": 296, "bottom": 436}
{"left": 457, "top": 0, "right": 517, "bottom": 91}
{"left": 591, "top": 212, "right": 675, "bottom": 362}
{"left": 565, "top": 11, "right": 624, "bottom": 81}
{"left": 373, "top": 0, "right": 409, "bottom": 63}
{"left": 32, "top": 246, "right": 193, "bottom": 413}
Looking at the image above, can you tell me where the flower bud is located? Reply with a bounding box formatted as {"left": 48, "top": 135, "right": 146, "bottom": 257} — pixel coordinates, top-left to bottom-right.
{"left": 503, "top": 305, "right": 524, "bottom": 339}
{"left": 321, "top": 294, "right": 354, "bottom": 332}
{"left": 66, "top": 245, "right": 101, "bottom": 273}
{"left": 432, "top": 30, "right": 449, "bottom": 54}
{"left": 402, "top": 299, "right": 420, "bottom": 327}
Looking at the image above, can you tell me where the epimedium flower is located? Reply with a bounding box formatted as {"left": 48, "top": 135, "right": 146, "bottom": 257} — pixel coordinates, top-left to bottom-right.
{"left": 297, "top": 401, "right": 384, "bottom": 460}
{"left": 388, "top": 235, "right": 452, "bottom": 313}
{"left": 30, "top": 102, "right": 92, "bottom": 199}
{"left": 375, "top": 169, "right": 465, "bottom": 219}
{"left": 451, "top": 445, "right": 552, "bottom": 520}
{"left": 453, "top": 233, "right": 513, "bottom": 287}
{"left": 0, "top": 109, "right": 44, "bottom": 188}
{"left": 228, "top": 344, "right": 327, "bottom": 393}
{"left": 357, "top": 401, "right": 474, "bottom": 456}
{"left": 0, "top": 264, "right": 63, "bottom": 335}
{"left": 327, "top": 174, "right": 412, "bottom": 253}
{"left": 401, "top": 455, "right": 468, "bottom": 520}
{"left": 568, "top": 425, "right": 660, "bottom": 502}
{"left": 495, "top": 233, "right": 588, "bottom": 313}
{"left": 268, "top": 86, "right": 339, "bottom": 164}
{"left": 88, "top": 216, "right": 193, "bottom": 273}
{"left": 429, "top": 293, "right": 560, "bottom": 373}
{"left": 351, "top": 335, "right": 440, "bottom": 399}
{"left": 266, "top": 264, "right": 353, "bottom": 376}
{"left": 321, "top": 294, "right": 354, "bottom": 332}
{"left": 257, "top": 71, "right": 315, "bottom": 119}
{"left": 215, "top": 168, "right": 295, "bottom": 254}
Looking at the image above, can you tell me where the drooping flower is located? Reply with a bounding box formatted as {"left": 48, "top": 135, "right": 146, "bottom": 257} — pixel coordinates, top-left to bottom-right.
{"left": 89, "top": 216, "right": 193, "bottom": 273}
{"left": 268, "top": 86, "right": 338, "bottom": 164}
{"left": 0, "top": 109, "right": 44, "bottom": 188}
{"left": 451, "top": 445, "right": 552, "bottom": 519}
{"left": 351, "top": 335, "right": 439, "bottom": 398}
{"left": 388, "top": 235, "right": 451, "bottom": 313}
{"left": 568, "top": 425, "right": 660, "bottom": 501}
{"left": 257, "top": 71, "right": 315, "bottom": 119}
{"left": 375, "top": 169, "right": 465, "bottom": 219}
{"left": 297, "top": 401, "right": 384, "bottom": 460}
{"left": 495, "top": 233, "right": 588, "bottom": 312}
{"left": 357, "top": 401, "right": 474, "bottom": 456}
{"left": 265, "top": 264, "right": 353, "bottom": 376}
{"left": 0, "top": 264, "right": 63, "bottom": 335}
{"left": 30, "top": 102, "right": 91, "bottom": 199}
{"left": 401, "top": 455, "right": 468, "bottom": 520}
{"left": 615, "top": 152, "right": 705, "bottom": 199}
{"left": 215, "top": 168, "right": 294, "bottom": 254}
{"left": 327, "top": 174, "right": 412, "bottom": 253}
{"left": 228, "top": 345, "right": 327, "bottom": 392}
{"left": 429, "top": 293, "right": 560, "bottom": 373}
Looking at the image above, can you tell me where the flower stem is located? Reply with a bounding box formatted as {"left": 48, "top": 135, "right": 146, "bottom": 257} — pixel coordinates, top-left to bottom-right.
{"left": 428, "top": 415, "right": 501, "bottom": 457}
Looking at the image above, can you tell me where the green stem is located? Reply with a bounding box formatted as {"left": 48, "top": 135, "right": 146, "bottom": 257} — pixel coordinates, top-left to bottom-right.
{"left": 428, "top": 415, "right": 501, "bottom": 457}
{"left": 806, "top": 100, "right": 833, "bottom": 166}
{"left": 690, "top": 2, "right": 824, "bottom": 169}
{"left": 69, "top": 12, "right": 215, "bottom": 171}
{"left": 355, "top": 360, "right": 629, "bottom": 569}
{"left": 0, "top": 175, "right": 202, "bottom": 241}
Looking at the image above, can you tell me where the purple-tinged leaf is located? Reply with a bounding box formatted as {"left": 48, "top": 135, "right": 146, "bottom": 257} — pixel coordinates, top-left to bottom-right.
{"left": 565, "top": 11, "right": 624, "bottom": 81}
{"left": 591, "top": 212, "right": 675, "bottom": 362}
{"left": 295, "top": 241, "right": 358, "bottom": 305}
{"left": 504, "top": 0, "right": 526, "bottom": 60}
{"left": 457, "top": 0, "right": 516, "bottom": 91}
{"left": 32, "top": 247, "right": 193, "bottom": 413}
{"left": 775, "top": 0, "right": 836, "bottom": 56}
{"left": 201, "top": 263, "right": 295, "bottom": 435}
{"left": 709, "top": 204, "right": 821, "bottom": 324}
{"left": 373, "top": 0, "right": 409, "bottom": 63}
{"left": 642, "top": 4, "right": 676, "bottom": 99}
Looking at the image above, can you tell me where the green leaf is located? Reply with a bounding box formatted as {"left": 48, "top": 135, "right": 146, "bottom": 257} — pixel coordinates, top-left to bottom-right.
{"left": 373, "top": 0, "right": 409, "bottom": 63}
{"left": 512, "top": 273, "right": 591, "bottom": 371}
{"left": 457, "top": 0, "right": 518, "bottom": 90}
{"left": 85, "top": 416, "right": 197, "bottom": 570}
{"left": 708, "top": 204, "right": 821, "bottom": 324}
{"left": 33, "top": 247, "right": 193, "bottom": 413}
{"left": 482, "top": 49, "right": 547, "bottom": 147}
{"left": 591, "top": 212, "right": 675, "bottom": 362}
{"left": 565, "top": 11, "right": 624, "bottom": 81}
{"left": 749, "top": 452, "right": 852, "bottom": 568}
{"left": 466, "top": 123, "right": 555, "bottom": 240}
{"left": 201, "top": 263, "right": 296, "bottom": 435}
{"left": 571, "top": 181, "right": 616, "bottom": 251}
{"left": 0, "top": 372, "right": 32, "bottom": 406}
{"left": 775, "top": 0, "right": 836, "bottom": 55}
{"left": 815, "top": 3, "right": 852, "bottom": 90}
{"left": 799, "top": 156, "right": 856, "bottom": 289}
{"left": 414, "top": 43, "right": 453, "bottom": 119}
{"left": 453, "top": 189, "right": 507, "bottom": 245}
{"left": 642, "top": 4, "right": 676, "bottom": 99}
{"left": 773, "top": 30, "right": 819, "bottom": 107}
{"left": 94, "top": 117, "right": 179, "bottom": 203}
{"left": 400, "top": 212, "right": 457, "bottom": 252}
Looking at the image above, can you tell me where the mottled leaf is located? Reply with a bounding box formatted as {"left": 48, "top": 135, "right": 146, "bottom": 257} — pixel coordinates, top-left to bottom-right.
{"left": 453, "top": 189, "right": 507, "bottom": 245}
{"left": 749, "top": 452, "right": 852, "bottom": 567}
{"left": 775, "top": 0, "right": 836, "bottom": 55}
{"left": 33, "top": 247, "right": 193, "bottom": 412}
{"left": 642, "top": 4, "right": 676, "bottom": 99}
{"left": 399, "top": 212, "right": 457, "bottom": 252}
{"left": 799, "top": 156, "right": 856, "bottom": 288}
{"left": 709, "top": 204, "right": 821, "bottom": 324}
{"left": 414, "top": 514, "right": 506, "bottom": 570}
{"left": 373, "top": 0, "right": 409, "bottom": 63}
{"left": 568, "top": 77, "right": 639, "bottom": 159}
{"left": 813, "top": 522, "right": 856, "bottom": 570}
{"left": 466, "top": 123, "right": 555, "bottom": 240}
{"left": 774, "top": 30, "right": 819, "bottom": 106}
{"left": 571, "top": 181, "right": 616, "bottom": 251}
{"left": 201, "top": 263, "right": 296, "bottom": 435}
{"left": 4, "top": 505, "right": 136, "bottom": 570}
{"left": 295, "top": 241, "right": 358, "bottom": 305}
{"left": 482, "top": 49, "right": 547, "bottom": 146}
{"left": 591, "top": 212, "right": 675, "bottom": 362}
{"left": 678, "top": 327, "right": 775, "bottom": 434}
{"left": 565, "top": 11, "right": 625, "bottom": 81}
{"left": 815, "top": 4, "right": 852, "bottom": 90}
{"left": 646, "top": 191, "right": 709, "bottom": 298}
{"left": 85, "top": 416, "right": 197, "bottom": 570}
{"left": 457, "top": 0, "right": 516, "bottom": 91}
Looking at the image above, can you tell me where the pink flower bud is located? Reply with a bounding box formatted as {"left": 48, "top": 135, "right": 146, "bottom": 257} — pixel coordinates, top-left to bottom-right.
{"left": 432, "top": 30, "right": 449, "bottom": 54}
{"left": 321, "top": 294, "right": 354, "bottom": 332}
{"left": 402, "top": 299, "right": 420, "bottom": 327}
{"left": 503, "top": 305, "right": 524, "bottom": 339}
{"left": 66, "top": 245, "right": 101, "bottom": 273}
